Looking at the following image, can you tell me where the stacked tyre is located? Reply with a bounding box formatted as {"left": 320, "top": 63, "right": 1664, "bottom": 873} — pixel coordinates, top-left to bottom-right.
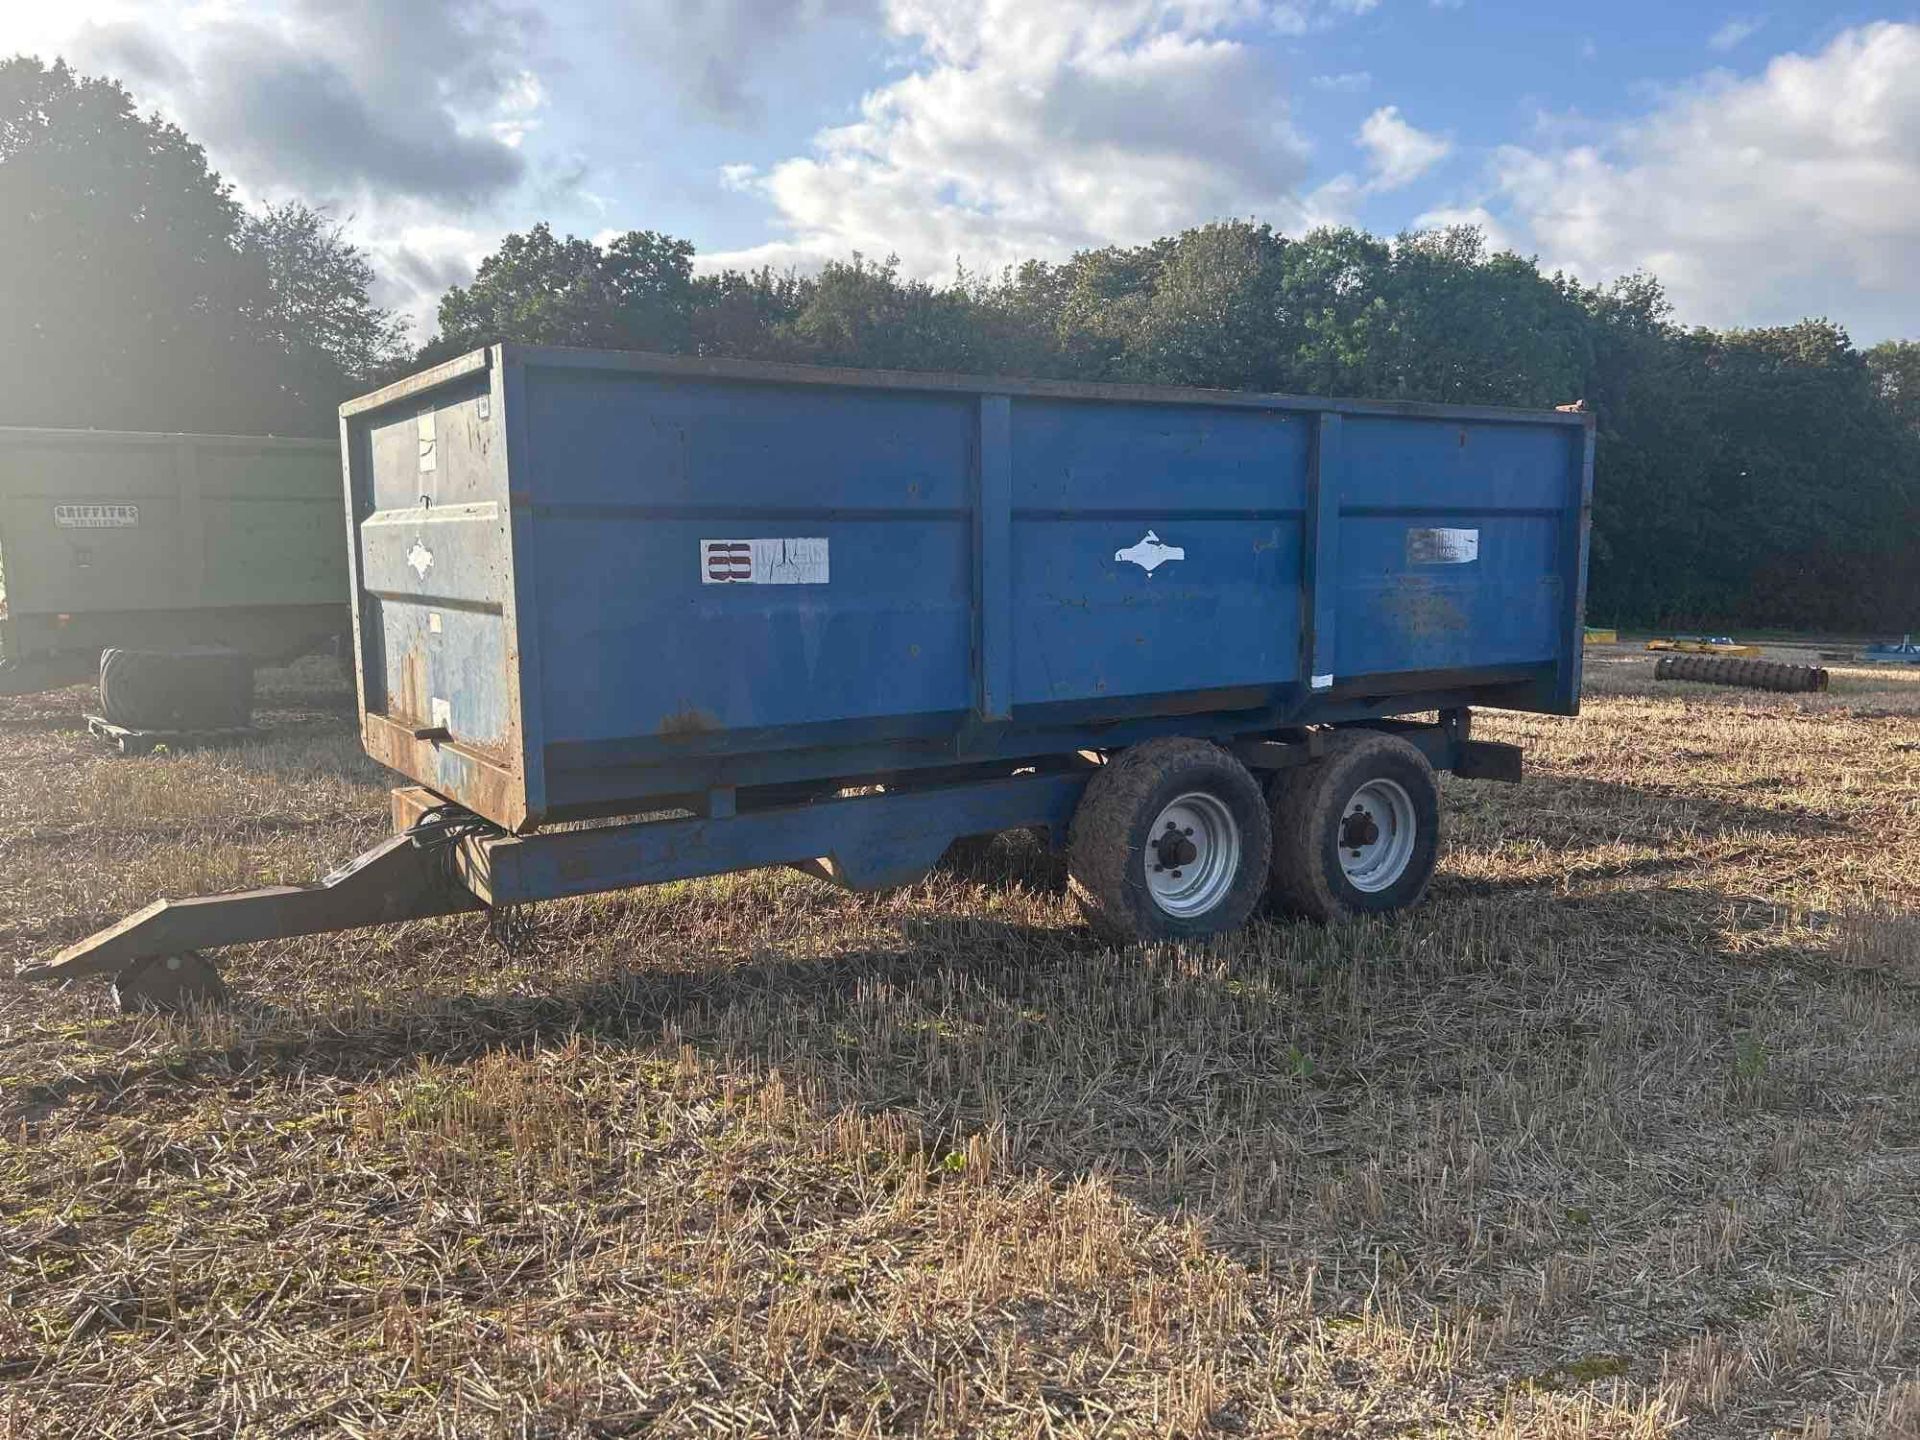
{"left": 1067, "top": 730, "right": 1441, "bottom": 944}
{"left": 99, "top": 648, "right": 254, "bottom": 731}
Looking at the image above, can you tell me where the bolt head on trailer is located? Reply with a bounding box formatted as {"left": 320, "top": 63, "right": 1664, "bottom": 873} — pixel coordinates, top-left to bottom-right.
{"left": 23, "top": 345, "right": 1586, "bottom": 1000}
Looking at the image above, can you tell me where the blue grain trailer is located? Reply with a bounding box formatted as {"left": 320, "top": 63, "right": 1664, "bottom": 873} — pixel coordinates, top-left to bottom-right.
{"left": 26, "top": 345, "right": 1592, "bottom": 1010}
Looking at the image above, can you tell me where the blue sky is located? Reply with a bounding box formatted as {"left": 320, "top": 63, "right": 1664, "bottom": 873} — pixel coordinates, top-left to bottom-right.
{"left": 5, "top": 1, "right": 1918, "bottom": 343}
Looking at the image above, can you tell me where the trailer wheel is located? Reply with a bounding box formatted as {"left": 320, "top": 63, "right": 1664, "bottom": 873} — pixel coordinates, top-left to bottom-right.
{"left": 1268, "top": 730, "right": 1440, "bottom": 922}
{"left": 1068, "top": 738, "right": 1271, "bottom": 945}
{"left": 111, "top": 952, "right": 228, "bottom": 1015}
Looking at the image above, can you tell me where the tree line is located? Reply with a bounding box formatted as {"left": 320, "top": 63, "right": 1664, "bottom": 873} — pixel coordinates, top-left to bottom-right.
{"left": 4, "top": 55, "right": 1915, "bottom": 632}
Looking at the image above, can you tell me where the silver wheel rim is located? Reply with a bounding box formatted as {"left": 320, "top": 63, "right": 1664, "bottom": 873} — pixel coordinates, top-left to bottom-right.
{"left": 1337, "top": 778, "right": 1417, "bottom": 893}
{"left": 1144, "top": 792, "right": 1241, "bottom": 918}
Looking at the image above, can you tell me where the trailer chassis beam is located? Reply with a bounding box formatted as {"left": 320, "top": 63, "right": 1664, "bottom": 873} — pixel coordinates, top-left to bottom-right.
{"left": 18, "top": 722, "right": 1514, "bottom": 992}
{"left": 459, "top": 771, "right": 1093, "bottom": 907}
{"left": 19, "top": 772, "right": 1097, "bottom": 985}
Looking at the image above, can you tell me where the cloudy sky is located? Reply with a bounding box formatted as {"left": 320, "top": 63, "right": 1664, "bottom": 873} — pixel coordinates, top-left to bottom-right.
{"left": 4, "top": 0, "right": 1917, "bottom": 344}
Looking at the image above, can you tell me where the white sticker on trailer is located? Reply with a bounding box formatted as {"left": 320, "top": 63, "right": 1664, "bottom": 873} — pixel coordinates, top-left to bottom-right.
{"left": 701, "top": 538, "right": 830, "bottom": 584}
{"left": 1406, "top": 526, "right": 1479, "bottom": 564}
{"left": 416, "top": 407, "right": 437, "bottom": 473}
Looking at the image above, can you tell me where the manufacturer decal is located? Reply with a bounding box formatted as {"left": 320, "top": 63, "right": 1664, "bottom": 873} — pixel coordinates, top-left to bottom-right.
{"left": 1406, "top": 526, "right": 1479, "bottom": 565}
{"left": 54, "top": 503, "right": 139, "bottom": 529}
{"left": 407, "top": 538, "right": 434, "bottom": 578}
{"left": 1115, "top": 530, "right": 1184, "bottom": 573}
{"left": 1311, "top": 673, "right": 1334, "bottom": 690}
{"left": 701, "top": 538, "right": 830, "bottom": 585}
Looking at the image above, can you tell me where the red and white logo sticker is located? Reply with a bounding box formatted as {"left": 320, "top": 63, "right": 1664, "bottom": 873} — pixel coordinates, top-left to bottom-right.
{"left": 700, "top": 538, "right": 830, "bottom": 585}
{"left": 704, "top": 541, "right": 753, "bottom": 583}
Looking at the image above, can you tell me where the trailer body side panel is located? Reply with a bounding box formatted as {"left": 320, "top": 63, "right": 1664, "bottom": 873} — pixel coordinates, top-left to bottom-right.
{"left": 341, "top": 346, "right": 1593, "bottom": 830}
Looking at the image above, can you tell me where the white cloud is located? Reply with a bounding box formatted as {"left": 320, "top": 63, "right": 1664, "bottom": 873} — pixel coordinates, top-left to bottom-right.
{"left": 488, "top": 70, "right": 547, "bottom": 149}
{"left": 1709, "top": 15, "right": 1765, "bottom": 53}
{"left": 1293, "top": 104, "right": 1450, "bottom": 229}
{"left": 1357, "top": 105, "right": 1451, "bottom": 189}
{"left": 622, "top": 0, "right": 876, "bottom": 124}
{"left": 1412, "top": 204, "right": 1515, "bottom": 253}
{"left": 8, "top": 0, "right": 556, "bottom": 339}
{"left": 1310, "top": 69, "right": 1372, "bottom": 92}
{"left": 1490, "top": 21, "right": 1920, "bottom": 339}
{"left": 366, "top": 223, "right": 506, "bottom": 339}
{"left": 66, "top": 0, "right": 544, "bottom": 209}
{"left": 701, "top": 0, "right": 1373, "bottom": 276}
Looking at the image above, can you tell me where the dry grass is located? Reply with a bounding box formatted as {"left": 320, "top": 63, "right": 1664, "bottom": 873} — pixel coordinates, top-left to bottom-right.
{"left": 1, "top": 645, "right": 1916, "bottom": 1438}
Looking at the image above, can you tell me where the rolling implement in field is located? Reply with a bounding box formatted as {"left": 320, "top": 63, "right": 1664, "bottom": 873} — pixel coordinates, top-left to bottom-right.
{"left": 1654, "top": 654, "right": 1830, "bottom": 694}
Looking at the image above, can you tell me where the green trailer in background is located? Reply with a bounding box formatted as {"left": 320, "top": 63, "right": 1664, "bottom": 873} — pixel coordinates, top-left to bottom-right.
{"left": 0, "top": 428, "right": 348, "bottom": 702}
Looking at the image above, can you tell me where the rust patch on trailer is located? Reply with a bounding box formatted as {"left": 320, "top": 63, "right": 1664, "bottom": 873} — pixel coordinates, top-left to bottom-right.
{"left": 1379, "top": 574, "right": 1467, "bottom": 642}
{"left": 363, "top": 711, "right": 526, "bottom": 831}
{"left": 659, "top": 703, "right": 721, "bottom": 738}
{"left": 390, "top": 785, "right": 449, "bottom": 833}
{"left": 396, "top": 644, "right": 431, "bottom": 725}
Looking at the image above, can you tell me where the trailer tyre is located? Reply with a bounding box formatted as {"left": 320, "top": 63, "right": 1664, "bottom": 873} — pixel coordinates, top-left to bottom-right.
{"left": 99, "top": 648, "right": 253, "bottom": 731}
{"left": 1069, "top": 738, "right": 1271, "bottom": 945}
{"left": 1268, "top": 730, "right": 1440, "bottom": 923}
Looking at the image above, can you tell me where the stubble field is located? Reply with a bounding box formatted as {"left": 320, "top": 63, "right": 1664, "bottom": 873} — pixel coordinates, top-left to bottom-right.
{"left": 1, "top": 646, "right": 1916, "bottom": 1438}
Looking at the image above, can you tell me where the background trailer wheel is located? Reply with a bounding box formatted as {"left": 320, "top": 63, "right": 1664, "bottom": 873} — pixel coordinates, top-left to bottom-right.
{"left": 1068, "top": 737, "right": 1272, "bottom": 945}
{"left": 1268, "top": 730, "right": 1441, "bottom": 922}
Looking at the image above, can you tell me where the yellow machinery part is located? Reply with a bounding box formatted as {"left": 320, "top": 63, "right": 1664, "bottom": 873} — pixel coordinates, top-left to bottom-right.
{"left": 1645, "top": 639, "right": 1761, "bottom": 656}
